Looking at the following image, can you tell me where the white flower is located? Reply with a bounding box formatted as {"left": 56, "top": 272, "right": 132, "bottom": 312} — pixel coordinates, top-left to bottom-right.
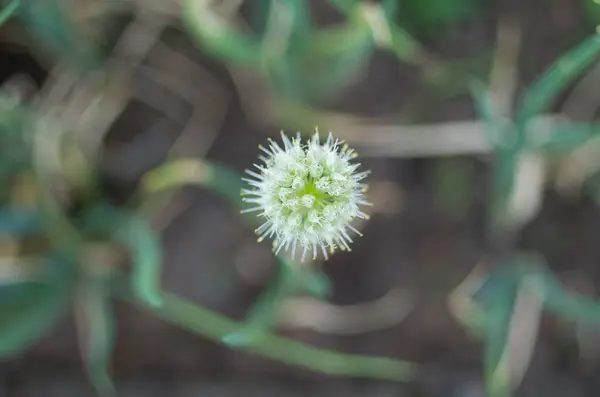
{"left": 241, "top": 129, "right": 371, "bottom": 261}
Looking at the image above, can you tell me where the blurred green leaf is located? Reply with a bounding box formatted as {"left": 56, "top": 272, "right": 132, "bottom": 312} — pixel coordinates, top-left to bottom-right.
{"left": 302, "top": 20, "right": 371, "bottom": 59}
{"left": 337, "top": 0, "right": 423, "bottom": 63}
{"left": 115, "top": 212, "right": 163, "bottom": 309}
{"left": 469, "top": 80, "right": 520, "bottom": 225}
{"left": 76, "top": 277, "right": 116, "bottom": 396}
{"left": 183, "top": 0, "right": 424, "bottom": 102}
{"left": 0, "top": 102, "right": 31, "bottom": 177}
{"left": 399, "top": 0, "right": 478, "bottom": 30}
{"left": 278, "top": 0, "right": 312, "bottom": 51}
{"left": 258, "top": 0, "right": 312, "bottom": 66}
{"left": 327, "top": 0, "right": 398, "bottom": 18}
{"left": 517, "top": 33, "right": 600, "bottom": 124}
{"left": 484, "top": 281, "right": 517, "bottom": 397}
{"left": 0, "top": 0, "right": 19, "bottom": 27}
{"left": 470, "top": 265, "right": 518, "bottom": 312}
{"left": 327, "top": 0, "right": 425, "bottom": 64}
{"left": 83, "top": 204, "right": 163, "bottom": 309}
{"left": 18, "top": 0, "right": 100, "bottom": 68}
{"left": 535, "top": 266, "right": 600, "bottom": 323}
{"left": 388, "top": 24, "right": 424, "bottom": 63}
{"left": 249, "top": 0, "right": 277, "bottom": 36}
{"left": 269, "top": 1, "right": 376, "bottom": 102}
{"left": 285, "top": 25, "right": 374, "bottom": 102}
{"left": 183, "top": 0, "right": 263, "bottom": 66}
{"left": 470, "top": 80, "right": 499, "bottom": 131}
{"left": 532, "top": 121, "right": 600, "bottom": 154}
{"left": 472, "top": 255, "right": 545, "bottom": 397}
{"left": 581, "top": 0, "right": 600, "bottom": 27}
{"left": 476, "top": 33, "right": 600, "bottom": 228}
{"left": 0, "top": 254, "right": 73, "bottom": 357}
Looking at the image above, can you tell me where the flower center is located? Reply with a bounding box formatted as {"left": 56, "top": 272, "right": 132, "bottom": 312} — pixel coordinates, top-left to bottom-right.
{"left": 298, "top": 180, "right": 329, "bottom": 207}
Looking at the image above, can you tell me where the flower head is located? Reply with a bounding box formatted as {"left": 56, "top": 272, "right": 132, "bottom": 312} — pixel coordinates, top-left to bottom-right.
{"left": 241, "top": 129, "right": 371, "bottom": 261}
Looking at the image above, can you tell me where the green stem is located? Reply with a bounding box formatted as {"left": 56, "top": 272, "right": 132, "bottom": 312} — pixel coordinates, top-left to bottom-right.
{"left": 124, "top": 291, "right": 416, "bottom": 381}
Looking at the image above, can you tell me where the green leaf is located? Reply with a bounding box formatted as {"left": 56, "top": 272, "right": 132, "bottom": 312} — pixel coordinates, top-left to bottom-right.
{"left": 475, "top": 259, "right": 539, "bottom": 397}
{"left": 75, "top": 278, "right": 116, "bottom": 396}
{"left": 327, "top": 0, "right": 398, "bottom": 18}
{"left": 470, "top": 79, "right": 522, "bottom": 223}
{"left": 484, "top": 287, "right": 517, "bottom": 397}
{"left": 18, "top": 0, "right": 100, "bottom": 68}
{"left": 258, "top": 0, "right": 312, "bottom": 65}
{"left": 0, "top": 254, "right": 73, "bottom": 357}
{"left": 326, "top": 0, "right": 424, "bottom": 63}
{"left": 182, "top": 0, "right": 263, "bottom": 66}
{"left": 249, "top": 0, "right": 276, "bottom": 36}
{"left": 0, "top": 100, "right": 32, "bottom": 177}
{"left": 374, "top": 0, "right": 398, "bottom": 18}
{"left": 388, "top": 25, "right": 424, "bottom": 63}
{"left": 534, "top": 267, "right": 600, "bottom": 324}
{"left": 0, "top": 0, "right": 19, "bottom": 27}
{"left": 469, "top": 80, "right": 500, "bottom": 139}
{"left": 287, "top": 26, "right": 374, "bottom": 101}
{"left": 400, "top": 0, "right": 478, "bottom": 29}
{"left": 117, "top": 214, "right": 163, "bottom": 309}
{"left": 330, "top": 0, "right": 422, "bottom": 63}
{"left": 491, "top": 138, "right": 522, "bottom": 220}
{"left": 581, "top": 0, "right": 600, "bottom": 27}
{"left": 517, "top": 34, "right": 600, "bottom": 124}
{"left": 530, "top": 121, "right": 600, "bottom": 154}
{"left": 470, "top": 266, "right": 517, "bottom": 311}
{"left": 262, "top": 1, "right": 374, "bottom": 102}
{"left": 83, "top": 204, "right": 163, "bottom": 309}
{"left": 278, "top": 0, "right": 312, "bottom": 50}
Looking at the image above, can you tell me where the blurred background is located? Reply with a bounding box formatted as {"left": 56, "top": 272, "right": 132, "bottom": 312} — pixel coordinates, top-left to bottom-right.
{"left": 2, "top": 0, "right": 600, "bottom": 396}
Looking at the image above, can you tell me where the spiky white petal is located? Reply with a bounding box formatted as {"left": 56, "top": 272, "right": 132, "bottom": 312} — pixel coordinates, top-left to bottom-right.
{"left": 241, "top": 128, "right": 371, "bottom": 261}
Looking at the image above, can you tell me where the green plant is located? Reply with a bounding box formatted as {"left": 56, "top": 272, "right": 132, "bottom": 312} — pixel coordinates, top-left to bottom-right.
{"left": 455, "top": 32, "right": 600, "bottom": 397}
{"left": 4, "top": 1, "right": 600, "bottom": 397}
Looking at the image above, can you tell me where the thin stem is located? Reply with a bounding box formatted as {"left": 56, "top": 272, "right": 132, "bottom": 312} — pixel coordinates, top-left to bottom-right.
{"left": 123, "top": 291, "right": 416, "bottom": 382}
